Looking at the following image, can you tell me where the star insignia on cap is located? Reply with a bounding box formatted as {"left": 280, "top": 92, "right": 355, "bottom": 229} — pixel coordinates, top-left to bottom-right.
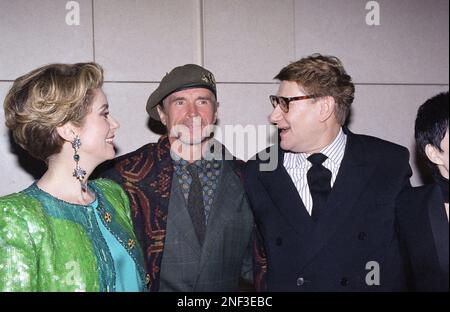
{"left": 202, "top": 73, "right": 216, "bottom": 86}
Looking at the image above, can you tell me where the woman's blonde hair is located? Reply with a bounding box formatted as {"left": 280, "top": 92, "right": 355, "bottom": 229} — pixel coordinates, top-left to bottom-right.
{"left": 3, "top": 62, "right": 104, "bottom": 161}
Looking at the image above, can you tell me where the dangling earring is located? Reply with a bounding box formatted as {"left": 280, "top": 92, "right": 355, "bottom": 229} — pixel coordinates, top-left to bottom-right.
{"left": 72, "top": 135, "right": 87, "bottom": 192}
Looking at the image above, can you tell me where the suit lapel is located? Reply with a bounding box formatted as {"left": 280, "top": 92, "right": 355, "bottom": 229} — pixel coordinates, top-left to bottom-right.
{"left": 167, "top": 176, "right": 202, "bottom": 256}
{"left": 296, "top": 132, "right": 376, "bottom": 269}
{"left": 258, "top": 147, "right": 314, "bottom": 238}
{"left": 428, "top": 184, "right": 449, "bottom": 274}
{"left": 196, "top": 161, "right": 242, "bottom": 278}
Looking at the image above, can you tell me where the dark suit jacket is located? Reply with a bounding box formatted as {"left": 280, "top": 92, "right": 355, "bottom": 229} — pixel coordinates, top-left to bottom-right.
{"left": 99, "top": 136, "right": 254, "bottom": 291}
{"left": 244, "top": 129, "right": 412, "bottom": 291}
{"left": 397, "top": 183, "right": 449, "bottom": 292}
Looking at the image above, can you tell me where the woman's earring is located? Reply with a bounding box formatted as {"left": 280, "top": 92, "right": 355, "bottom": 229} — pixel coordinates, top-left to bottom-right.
{"left": 72, "top": 135, "right": 87, "bottom": 192}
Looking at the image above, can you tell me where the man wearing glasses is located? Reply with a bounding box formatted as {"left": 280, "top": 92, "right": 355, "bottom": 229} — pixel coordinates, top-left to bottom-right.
{"left": 245, "top": 54, "right": 412, "bottom": 291}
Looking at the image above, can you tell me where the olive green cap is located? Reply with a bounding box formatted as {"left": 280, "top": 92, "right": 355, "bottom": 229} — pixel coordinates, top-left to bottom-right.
{"left": 146, "top": 64, "right": 217, "bottom": 121}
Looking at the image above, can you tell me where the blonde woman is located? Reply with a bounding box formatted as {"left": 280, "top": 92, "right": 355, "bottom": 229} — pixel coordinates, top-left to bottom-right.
{"left": 0, "top": 63, "right": 147, "bottom": 291}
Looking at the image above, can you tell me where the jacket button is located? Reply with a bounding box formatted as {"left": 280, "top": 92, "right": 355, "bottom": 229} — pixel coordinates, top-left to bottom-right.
{"left": 340, "top": 277, "right": 349, "bottom": 286}
{"left": 297, "top": 277, "right": 305, "bottom": 286}
{"left": 276, "top": 237, "right": 282, "bottom": 246}
{"left": 358, "top": 232, "right": 367, "bottom": 240}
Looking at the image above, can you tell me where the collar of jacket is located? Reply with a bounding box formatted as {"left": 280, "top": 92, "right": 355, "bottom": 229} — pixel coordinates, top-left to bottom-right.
{"left": 141, "top": 135, "right": 245, "bottom": 291}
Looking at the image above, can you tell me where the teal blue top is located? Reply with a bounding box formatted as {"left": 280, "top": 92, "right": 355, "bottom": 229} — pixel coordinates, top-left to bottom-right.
{"left": 90, "top": 198, "right": 142, "bottom": 291}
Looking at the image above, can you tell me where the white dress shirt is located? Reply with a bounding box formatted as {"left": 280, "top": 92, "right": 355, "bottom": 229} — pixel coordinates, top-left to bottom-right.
{"left": 283, "top": 128, "right": 347, "bottom": 215}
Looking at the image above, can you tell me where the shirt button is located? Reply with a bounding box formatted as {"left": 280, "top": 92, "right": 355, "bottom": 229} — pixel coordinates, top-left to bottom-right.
{"left": 340, "top": 277, "right": 349, "bottom": 286}
{"left": 358, "top": 232, "right": 367, "bottom": 240}
{"left": 297, "top": 277, "right": 305, "bottom": 286}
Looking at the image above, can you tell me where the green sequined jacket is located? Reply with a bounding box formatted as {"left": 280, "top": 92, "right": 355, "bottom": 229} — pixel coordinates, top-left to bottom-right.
{"left": 0, "top": 179, "right": 146, "bottom": 292}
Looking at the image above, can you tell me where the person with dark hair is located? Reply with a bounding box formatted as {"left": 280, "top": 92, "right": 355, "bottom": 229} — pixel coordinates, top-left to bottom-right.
{"left": 245, "top": 54, "right": 412, "bottom": 291}
{"left": 397, "top": 91, "right": 449, "bottom": 292}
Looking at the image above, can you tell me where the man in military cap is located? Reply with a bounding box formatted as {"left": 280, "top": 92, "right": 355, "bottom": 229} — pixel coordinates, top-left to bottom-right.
{"left": 101, "top": 64, "right": 254, "bottom": 292}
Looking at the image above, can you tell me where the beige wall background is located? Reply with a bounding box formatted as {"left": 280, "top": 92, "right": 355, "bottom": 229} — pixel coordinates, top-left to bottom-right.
{"left": 0, "top": 0, "right": 448, "bottom": 196}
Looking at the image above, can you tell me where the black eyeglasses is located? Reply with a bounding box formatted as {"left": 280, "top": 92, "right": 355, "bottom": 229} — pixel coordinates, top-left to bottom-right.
{"left": 269, "top": 95, "right": 317, "bottom": 113}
